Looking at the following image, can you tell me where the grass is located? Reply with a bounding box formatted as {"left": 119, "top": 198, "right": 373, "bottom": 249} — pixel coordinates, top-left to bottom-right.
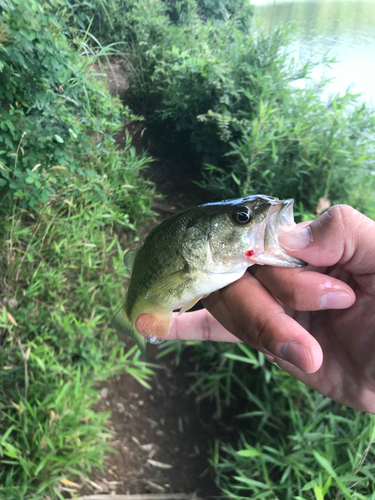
{"left": 0, "top": 135, "right": 157, "bottom": 498}
{"left": 162, "top": 340, "right": 375, "bottom": 499}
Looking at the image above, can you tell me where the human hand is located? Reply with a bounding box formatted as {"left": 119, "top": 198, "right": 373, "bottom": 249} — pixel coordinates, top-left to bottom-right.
{"left": 167, "top": 205, "right": 375, "bottom": 413}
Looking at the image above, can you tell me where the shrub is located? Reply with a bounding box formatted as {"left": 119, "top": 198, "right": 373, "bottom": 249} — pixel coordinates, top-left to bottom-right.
{"left": 200, "top": 89, "right": 375, "bottom": 218}
{"left": 0, "top": 0, "right": 153, "bottom": 214}
{"left": 131, "top": 18, "right": 375, "bottom": 216}
{"left": 68, "top": 0, "right": 253, "bottom": 46}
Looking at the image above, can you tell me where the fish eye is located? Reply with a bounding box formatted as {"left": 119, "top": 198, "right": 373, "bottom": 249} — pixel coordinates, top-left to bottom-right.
{"left": 231, "top": 206, "right": 253, "bottom": 225}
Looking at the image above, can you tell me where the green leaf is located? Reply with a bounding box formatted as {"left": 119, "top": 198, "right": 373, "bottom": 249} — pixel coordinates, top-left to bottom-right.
{"left": 313, "top": 451, "right": 351, "bottom": 498}
{"left": 224, "top": 353, "right": 258, "bottom": 365}
{"left": 314, "top": 484, "right": 324, "bottom": 500}
{"left": 231, "top": 172, "right": 241, "bottom": 185}
{"left": 237, "top": 448, "right": 260, "bottom": 457}
{"left": 54, "top": 135, "right": 64, "bottom": 143}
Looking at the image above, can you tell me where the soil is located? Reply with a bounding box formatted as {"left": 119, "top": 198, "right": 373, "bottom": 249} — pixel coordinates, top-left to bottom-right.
{"left": 79, "top": 349, "right": 223, "bottom": 497}
{"left": 79, "top": 59, "right": 226, "bottom": 499}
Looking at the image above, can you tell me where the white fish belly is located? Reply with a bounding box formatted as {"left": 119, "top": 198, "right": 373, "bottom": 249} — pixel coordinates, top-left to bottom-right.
{"left": 174, "top": 268, "right": 248, "bottom": 312}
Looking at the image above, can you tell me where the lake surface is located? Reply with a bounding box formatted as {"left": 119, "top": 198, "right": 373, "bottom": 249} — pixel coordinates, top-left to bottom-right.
{"left": 253, "top": 0, "right": 375, "bottom": 106}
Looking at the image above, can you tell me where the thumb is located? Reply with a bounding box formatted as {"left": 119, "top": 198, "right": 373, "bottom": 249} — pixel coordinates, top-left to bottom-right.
{"left": 279, "top": 205, "right": 375, "bottom": 275}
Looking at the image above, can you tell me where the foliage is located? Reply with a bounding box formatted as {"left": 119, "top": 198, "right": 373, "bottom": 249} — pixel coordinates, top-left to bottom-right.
{"left": 128, "top": 16, "right": 301, "bottom": 171}
{"left": 76, "top": 0, "right": 373, "bottom": 218}
{"left": 138, "top": 20, "right": 375, "bottom": 216}
{"left": 0, "top": 0, "right": 145, "bottom": 212}
{"left": 161, "top": 341, "right": 375, "bottom": 499}
{"left": 0, "top": 172, "right": 156, "bottom": 498}
{"left": 200, "top": 89, "right": 375, "bottom": 218}
{"left": 0, "top": 0, "right": 157, "bottom": 497}
{"left": 67, "top": 0, "right": 253, "bottom": 47}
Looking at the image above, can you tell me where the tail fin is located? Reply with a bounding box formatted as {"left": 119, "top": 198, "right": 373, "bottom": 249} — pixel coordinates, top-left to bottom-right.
{"left": 111, "top": 306, "right": 147, "bottom": 359}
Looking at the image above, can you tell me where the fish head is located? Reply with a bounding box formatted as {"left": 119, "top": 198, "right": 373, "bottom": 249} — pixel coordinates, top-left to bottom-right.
{"left": 203, "top": 194, "right": 306, "bottom": 269}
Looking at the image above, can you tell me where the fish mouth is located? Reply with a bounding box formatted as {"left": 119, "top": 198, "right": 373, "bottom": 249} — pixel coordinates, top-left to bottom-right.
{"left": 263, "top": 199, "right": 306, "bottom": 267}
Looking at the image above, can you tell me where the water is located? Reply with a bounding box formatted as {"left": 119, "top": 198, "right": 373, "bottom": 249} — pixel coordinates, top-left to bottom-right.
{"left": 253, "top": 0, "right": 375, "bottom": 106}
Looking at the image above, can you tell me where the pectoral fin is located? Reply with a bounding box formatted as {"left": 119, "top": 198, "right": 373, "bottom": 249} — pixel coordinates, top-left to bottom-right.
{"left": 145, "top": 269, "right": 189, "bottom": 299}
{"left": 112, "top": 306, "right": 147, "bottom": 359}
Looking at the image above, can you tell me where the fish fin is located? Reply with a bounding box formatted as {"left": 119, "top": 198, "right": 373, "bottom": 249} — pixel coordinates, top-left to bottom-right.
{"left": 178, "top": 295, "right": 204, "bottom": 315}
{"left": 136, "top": 312, "right": 172, "bottom": 343}
{"left": 123, "top": 249, "right": 138, "bottom": 273}
{"left": 111, "top": 306, "right": 147, "bottom": 359}
{"left": 145, "top": 269, "right": 189, "bottom": 299}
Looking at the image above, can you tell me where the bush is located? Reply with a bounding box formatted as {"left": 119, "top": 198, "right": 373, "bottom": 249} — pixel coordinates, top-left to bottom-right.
{"left": 200, "top": 89, "right": 375, "bottom": 218}
{"left": 0, "top": 0, "right": 153, "bottom": 213}
{"left": 68, "top": 0, "right": 253, "bottom": 46}
{"left": 133, "top": 19, "right": 375, "bottom": 216}
{"left": 70, "top": 0, "right": 373, "bottom": 218}
{"left": 81, "top": 1, "right": 370, "bottom": 219}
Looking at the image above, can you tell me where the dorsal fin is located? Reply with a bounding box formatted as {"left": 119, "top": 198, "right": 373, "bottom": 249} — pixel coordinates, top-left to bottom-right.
{"left": 123, "top": 249, "right": 138, "bottom": 273}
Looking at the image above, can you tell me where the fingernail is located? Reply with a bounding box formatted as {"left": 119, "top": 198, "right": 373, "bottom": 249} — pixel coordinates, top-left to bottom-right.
{"left": 280, "top": 342, "right": 311, "bottom": 372}
{"left": 320, "top": 291, "right": 353, "bottom": 310}
{"left": 279, "top": 227, "right": 312, "bottom": 250}
{"left": 263, "top": 348, "right": 276, "bottom": 362}
{"left": 264, "top": 353, "right": 276, "bottom": 362}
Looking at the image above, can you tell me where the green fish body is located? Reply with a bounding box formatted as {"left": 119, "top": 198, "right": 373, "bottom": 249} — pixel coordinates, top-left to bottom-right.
{"left": 112, "top": 195, "right": 305, "bottom": 357}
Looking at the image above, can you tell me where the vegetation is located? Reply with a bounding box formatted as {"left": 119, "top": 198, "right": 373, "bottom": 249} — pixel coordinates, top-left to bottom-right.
{"left": 0, "top": 0, "right": 156, "bottom": 497}
{"left": 177, "top": 342, "right": 375, "bottom": 499}
{"left": 73, "top": 0, "right": 375, "bottom": 218}
{"left": 1, "top": 0, "right": 375, "bottom": 498}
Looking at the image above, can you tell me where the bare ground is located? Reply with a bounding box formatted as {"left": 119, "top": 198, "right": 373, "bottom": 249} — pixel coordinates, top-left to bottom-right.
{"left": 79, "top": 349, "right": 222, "bottom": 497}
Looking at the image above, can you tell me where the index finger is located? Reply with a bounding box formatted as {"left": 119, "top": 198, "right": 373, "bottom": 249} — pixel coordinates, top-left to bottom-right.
{"left": 205, "top": 272, "right": 323, "bottom": 373}
{"left": 167, "top": 308, "right": 240, "bottom": 343}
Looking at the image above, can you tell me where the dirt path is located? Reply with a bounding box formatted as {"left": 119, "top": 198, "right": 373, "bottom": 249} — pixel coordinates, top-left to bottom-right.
{"left": 81, "top": 350, "right": 221, "bottom": 497}
{"left": 81, "top": 59, "right": 221, "bottom": 499}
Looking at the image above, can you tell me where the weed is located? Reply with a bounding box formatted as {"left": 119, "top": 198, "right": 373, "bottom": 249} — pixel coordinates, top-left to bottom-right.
{"left": 0, "top": 2, "right": 157, "bottom": 496}
{"left": 0, "top": 184, "right": 157, "bottom": 497}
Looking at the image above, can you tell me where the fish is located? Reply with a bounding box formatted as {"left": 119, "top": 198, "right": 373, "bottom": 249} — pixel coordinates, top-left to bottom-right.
{"left": 112, "top": 194, "right": 305, "bottom": 357}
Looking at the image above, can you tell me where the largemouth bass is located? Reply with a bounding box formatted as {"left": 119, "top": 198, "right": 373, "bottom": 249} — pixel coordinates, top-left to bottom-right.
{"left": 112, "top": 195, "right": 305, "bottom": 357}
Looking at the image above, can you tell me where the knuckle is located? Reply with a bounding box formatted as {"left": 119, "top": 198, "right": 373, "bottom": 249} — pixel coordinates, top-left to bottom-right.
{"left": 201, "top": 309, "right": 212, "bottom": 341}
{"left": 283, "top": 282, "right": 305, "bottom": 308}
{"left": 328, "top": 204, "right": 352, "bottom": 224}
{"left": 313, "top": 204, "right": 350, "bottom": 243}
{"left": 255, "top": 311, "right": 283, "bottom": 348}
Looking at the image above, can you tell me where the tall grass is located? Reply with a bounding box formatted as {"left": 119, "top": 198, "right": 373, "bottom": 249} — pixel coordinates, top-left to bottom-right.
{"left": 0, "top": 2, "right": 158, "bottom": 493}
{"left": 0, "top": 134, "right": 157, "bottom": 497}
